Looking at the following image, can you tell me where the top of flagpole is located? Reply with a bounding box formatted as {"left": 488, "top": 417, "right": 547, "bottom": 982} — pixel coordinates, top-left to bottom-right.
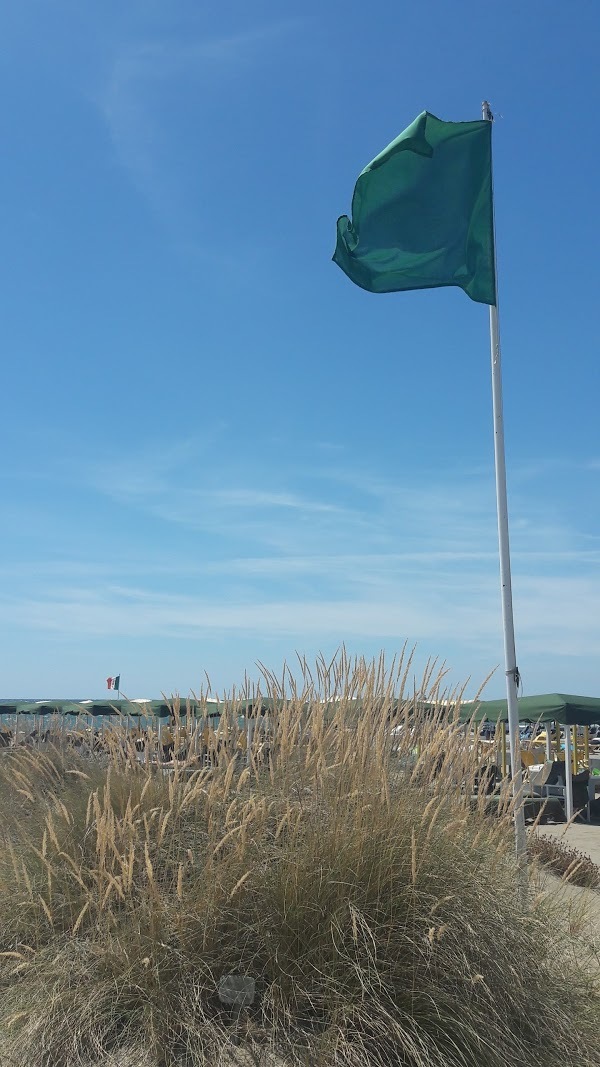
{"left": 482, "top": 100, "right": 493, "bottom": 122}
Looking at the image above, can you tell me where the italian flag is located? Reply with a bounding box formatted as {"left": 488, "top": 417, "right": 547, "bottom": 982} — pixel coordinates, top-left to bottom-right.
{"left": 106, "top": 675, "right": 120, "bottom": 691}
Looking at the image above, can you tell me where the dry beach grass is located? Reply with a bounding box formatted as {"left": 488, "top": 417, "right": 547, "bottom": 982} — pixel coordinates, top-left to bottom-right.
{"left": 0, "top": 651, "right": 598, "bottom": 1066}
{"left": 529, "top": 831, "right": 600, "bottom": 889}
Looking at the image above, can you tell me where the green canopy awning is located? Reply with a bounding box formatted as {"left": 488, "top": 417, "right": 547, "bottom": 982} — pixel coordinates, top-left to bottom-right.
{"left": 121, "top": 700, "right": 222, "bottom": 719}
{"left": 7, "top": 699, "right": 223, "bottom": 719}
{"left": 459, "top": 693, "right": 600, "bottom": 726}
{"left": 15, "top": 701, "right": 94, "bottom": 717}
{"left": 83, "top": 703, "right": 123, "bottom": 717}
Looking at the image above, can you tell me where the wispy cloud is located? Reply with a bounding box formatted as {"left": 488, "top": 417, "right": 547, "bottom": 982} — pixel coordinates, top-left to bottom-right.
{"left": 4, "top": 438, "right": 600, "bottom": 691}
{"left": 98, "top": 20, "right": 306, "bottom": 245}
{"left": 3, "top": 572, "right": 600, "bottom": 671}
{"left": 82, "top": 441, "right": 600, "bottom": 564}
{"left": 212, "top": 489, "right": 345, "bottom": 515}
{"left": 0, "top": 578, "right": 496, "bottom": 642}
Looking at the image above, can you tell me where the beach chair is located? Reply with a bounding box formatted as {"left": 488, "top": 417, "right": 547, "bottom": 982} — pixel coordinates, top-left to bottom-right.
{"left": 529, "top": 760, "right": 564, "bottom": 792}
{"left": 528, "top": 762, "right": 592, "bottom": 822}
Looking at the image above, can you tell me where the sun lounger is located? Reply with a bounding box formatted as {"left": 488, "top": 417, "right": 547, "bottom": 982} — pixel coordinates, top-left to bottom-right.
{"left": 470, "top": 794, "right": 565, "bottom": 822}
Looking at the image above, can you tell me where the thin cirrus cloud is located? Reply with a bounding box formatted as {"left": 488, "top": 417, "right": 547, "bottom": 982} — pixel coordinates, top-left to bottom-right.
{"left": 98, "top": 19, "right": 308, "bottom": 239}
{"left": 3, "top": 440, "right": 599, "bottom": 681}
{"left": 85, "top": 447, "right": 378, "bottom": 549}
{"left": 82, "top": 441, "right": 600, "bottom": 567}
{"left": 3, "top": 573, "right": 600, "bottom": 671}
{"left": 0, "top": 577, "right": 498, "bottom": 643}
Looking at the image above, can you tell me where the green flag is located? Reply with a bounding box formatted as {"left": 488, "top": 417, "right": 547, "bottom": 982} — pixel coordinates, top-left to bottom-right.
{"left": 333, "top": 111, "right": 496, "bottom": 306}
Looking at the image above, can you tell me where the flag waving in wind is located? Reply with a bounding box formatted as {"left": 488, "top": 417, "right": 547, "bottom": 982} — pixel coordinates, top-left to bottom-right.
{"left": 333, "top": 104, "right": 530, "bottom": 870}
{"left": 107, "top": 675, "right": 120, "bottom": 691}
{"left": 333, "top": 111, "right": 496, "bottom": 305}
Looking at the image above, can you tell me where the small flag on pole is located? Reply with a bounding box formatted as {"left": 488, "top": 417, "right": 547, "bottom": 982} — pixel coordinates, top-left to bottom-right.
{"left": 333, "top": 111, "right": 496, "bottom": 305}
{"left": 107, "top": 676, "right": 120, "bottom": 691}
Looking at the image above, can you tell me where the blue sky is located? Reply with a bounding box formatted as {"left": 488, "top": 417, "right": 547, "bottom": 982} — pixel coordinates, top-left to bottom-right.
{"left": 1, "top": 0, "right": 599, "bottom": 699}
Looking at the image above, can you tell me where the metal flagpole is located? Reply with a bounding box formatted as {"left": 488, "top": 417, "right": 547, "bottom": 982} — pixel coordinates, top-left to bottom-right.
{"left": 483, "top": 101, "right": 528, "bottom": 878}
{"left": 563, "top": 726, "right": 574, "bottom": 821}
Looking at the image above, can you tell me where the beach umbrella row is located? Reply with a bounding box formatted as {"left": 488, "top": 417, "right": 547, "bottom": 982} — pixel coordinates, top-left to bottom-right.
{"left": 0, "top": 699, "right": 223, "bottom": 719}
{"left": 0, "top": 700, "right": 226, "bottom": 749}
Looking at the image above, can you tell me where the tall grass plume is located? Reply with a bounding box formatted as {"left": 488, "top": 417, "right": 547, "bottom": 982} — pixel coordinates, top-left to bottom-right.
{"left": 0, "top": 650, "right": 597, "bottom": 1066}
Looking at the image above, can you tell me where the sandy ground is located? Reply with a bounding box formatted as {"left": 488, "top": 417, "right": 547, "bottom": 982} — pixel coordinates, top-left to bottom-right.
{"left": 538, "top": 821, "right": 600, "bottom": 866}
{"left": 535, "top": 822, "right": 600, "bottom": 947}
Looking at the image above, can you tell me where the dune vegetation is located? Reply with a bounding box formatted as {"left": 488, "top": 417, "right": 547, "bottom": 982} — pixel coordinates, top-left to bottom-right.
{"left": 0, "top": 651, "right": 598, "bottom": 1067}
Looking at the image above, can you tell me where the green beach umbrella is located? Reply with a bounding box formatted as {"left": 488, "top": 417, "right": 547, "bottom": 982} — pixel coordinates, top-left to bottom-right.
{"left": 458, "top": 693, "right": 600, "bottom": 726}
